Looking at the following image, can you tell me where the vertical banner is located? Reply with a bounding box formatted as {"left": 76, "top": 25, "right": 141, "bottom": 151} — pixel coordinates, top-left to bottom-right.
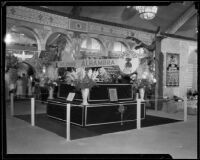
{"left": 166, "top": 53, "right": 180, "bottom": 86}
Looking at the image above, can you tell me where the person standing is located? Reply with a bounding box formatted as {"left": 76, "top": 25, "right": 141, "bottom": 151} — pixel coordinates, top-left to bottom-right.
{"left": 39, "top": 77, "right": 49, "bottom": 102}
{"left": 27, "top": 76, "right": 32, "bottom": 97}
{"left": 16, "top": 76, "right": 23, "bottom": 99}
{"left": 34, "top": 78, "right": 40, "bottom": 99}
{"left": 5, "top": 71, "right": 10, "bottom": 101}
{"left": 21, "top": 73, "right": 28, "bottom": 98}
{"left": 31, "top": 77, "right": 35, "bottom": 96}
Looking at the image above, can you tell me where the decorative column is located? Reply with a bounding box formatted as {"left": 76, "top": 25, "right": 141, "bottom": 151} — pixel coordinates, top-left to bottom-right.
{"left": 155, "top": 37, "right": 164, "bottom": 110}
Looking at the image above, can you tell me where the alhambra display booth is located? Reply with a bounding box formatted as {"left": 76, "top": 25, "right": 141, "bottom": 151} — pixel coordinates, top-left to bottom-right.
{"left": 46, "top": 56, "right": 153, "bottom": 127}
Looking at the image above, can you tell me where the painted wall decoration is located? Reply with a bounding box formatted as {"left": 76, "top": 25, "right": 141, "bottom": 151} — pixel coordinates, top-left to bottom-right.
{"left": 166, "top": 53, "right": 180, "bottom": 86}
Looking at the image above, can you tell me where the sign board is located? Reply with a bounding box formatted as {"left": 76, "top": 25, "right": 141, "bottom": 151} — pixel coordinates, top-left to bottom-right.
{"left": 166, "top": 53, "right": 179, "bottom": 86}
{"left": 66, "top": 92, "right": 75, "bottom": 102}
{"left": 108, "top": 88, "right": 118, "bottom": 102}
{"left": 56, "top": 58, "right": 140, "bottom": 69}
{"left": 104, "top": 65, "right": 120, "bottom": 76}
{"left": 57, "top": 61, "right": 76, "bottom": 68}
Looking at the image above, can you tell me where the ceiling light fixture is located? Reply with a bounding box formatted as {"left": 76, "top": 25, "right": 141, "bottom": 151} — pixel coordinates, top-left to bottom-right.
{"left": 135, "top": 6, "right": 158, "bottom": 20}
{"left": 5, "top": 33, "right": 13, "bottom": 44}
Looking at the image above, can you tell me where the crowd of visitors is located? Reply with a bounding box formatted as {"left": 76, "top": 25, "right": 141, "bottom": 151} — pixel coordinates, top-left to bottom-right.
{"left": 5, "top": 71, "right": 56, "bottom": 102}
{"left": 5, "top": 72, "right": 44, "bottom": 101}
{"left": 15, "top": 73, "right": 34, "bottom": 99}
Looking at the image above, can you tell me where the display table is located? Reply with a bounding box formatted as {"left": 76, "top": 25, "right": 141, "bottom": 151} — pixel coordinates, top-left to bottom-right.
{"left": 46, "top": 83, "right": 145, "bottom": 127}
{"left": 47, "top": 99, "right": 146, "bottom": 127}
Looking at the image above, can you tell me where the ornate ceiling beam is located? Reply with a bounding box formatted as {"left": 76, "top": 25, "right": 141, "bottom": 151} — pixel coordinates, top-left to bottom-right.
{"left": 165, "top": 4, "right": 197, "bottom": 34}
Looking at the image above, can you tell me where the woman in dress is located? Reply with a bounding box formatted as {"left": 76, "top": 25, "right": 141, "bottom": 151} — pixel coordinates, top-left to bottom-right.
{"left": 5, "top": 71, "right": 10, "bottom": 101}
{"left": 21, "top": 73, "right": 28, "bottom": 98}
{"left": 27, "top": 76, "right": 32, "bottom": 97}
{"left": 16, "top": 76, "right": 23, "bottom": 99}
{"left": 31, "top": 78, "right": 35, "bottom": 96}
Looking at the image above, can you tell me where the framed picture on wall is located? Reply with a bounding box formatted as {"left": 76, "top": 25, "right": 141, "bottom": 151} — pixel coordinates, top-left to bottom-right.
{"left": 166, "top": 53, "right": 180, "bottom": 86}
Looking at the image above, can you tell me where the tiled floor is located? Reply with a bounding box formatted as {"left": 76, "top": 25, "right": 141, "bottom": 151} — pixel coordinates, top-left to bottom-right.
{"left": 5, "top": 99, "right": 197, "bottom": 158}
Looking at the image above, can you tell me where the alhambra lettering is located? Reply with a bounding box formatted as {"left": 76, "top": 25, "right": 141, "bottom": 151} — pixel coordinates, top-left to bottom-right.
{"left": 57, "top": 59, "right": 117, "bottom": 68}
{"left": 80, "top": 59, "right": 116, "bottom": 67}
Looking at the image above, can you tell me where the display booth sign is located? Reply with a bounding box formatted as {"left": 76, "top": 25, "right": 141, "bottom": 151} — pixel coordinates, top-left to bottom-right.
{"left": 166, "top": 53, "right": 180, "bottom": 86}
{"left": 57, "top": 57, "right": 142, "bottom": 72}
{"left": 103, "top": 65, "right": 120, "bottom": 77}
{"left": 66, "top": 92, "right": 75, "bottom": 102}
{"left": 57, "top": 59, "right": 117, "bottom": 68}
{"left": 108, "top": 88, "right": 118, "bottom": 102}
{"left": 57, "top": 61, "right": 76, "bottom": 68}
{"left": 57, "top": 59, "right": 116, "bottom": 68}
{"left": 78, "top": 59, "right": 116, "bottom": 68}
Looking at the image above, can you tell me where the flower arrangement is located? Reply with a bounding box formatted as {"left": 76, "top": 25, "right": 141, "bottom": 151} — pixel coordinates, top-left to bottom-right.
{"left": 45, "top": 65, "right": 58, "bottom": 91}
{"left": 186, "top": 89, "right": 197, "bottom": 115}
{"left": 37, "top": 64, "right": 58, "bottom": 90}
{"left": 97, "top": 67, "right": 112, "bottom": 83}
{"left": 138, "top": 78, "right": 151, "bottom": 89}
{"left": 131, "top": 71, "right": 156, "bottom": 91}
{"left": 46, "top": 79, "right": 58, "bottom": 89}
{"left": 65, "top": 68, "right": 97, "bottom": 90}
{"left": 132, "top": 78, "right": 151, "bottom": 90}
{"left": 187, "top": 89, "right": 198, "bottom": 100}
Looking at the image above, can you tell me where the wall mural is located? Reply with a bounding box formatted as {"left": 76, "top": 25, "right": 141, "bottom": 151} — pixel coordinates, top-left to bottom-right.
{"left": 166, "top": 53, "right": 180, "bottom": 87}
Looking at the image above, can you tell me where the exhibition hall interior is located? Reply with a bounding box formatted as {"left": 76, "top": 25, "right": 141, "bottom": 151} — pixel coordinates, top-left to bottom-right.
{"left": 3, "top": 2, "right": 198, "bottom": 159}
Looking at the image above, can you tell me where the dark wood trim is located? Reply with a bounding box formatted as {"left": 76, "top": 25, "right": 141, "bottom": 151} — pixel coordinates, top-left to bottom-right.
{"left": 160, "top": 32, "right": 197, "bottom": 42}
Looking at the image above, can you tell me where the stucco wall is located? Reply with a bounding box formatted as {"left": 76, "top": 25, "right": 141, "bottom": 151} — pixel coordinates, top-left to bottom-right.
{"left": 161, "top": 37, "right": 197, "bottom": 98}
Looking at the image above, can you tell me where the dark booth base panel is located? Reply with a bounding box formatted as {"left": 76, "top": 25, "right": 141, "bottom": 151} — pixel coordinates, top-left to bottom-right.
{"left": 47, "top": 102, "right": 145, "bottom": 127}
